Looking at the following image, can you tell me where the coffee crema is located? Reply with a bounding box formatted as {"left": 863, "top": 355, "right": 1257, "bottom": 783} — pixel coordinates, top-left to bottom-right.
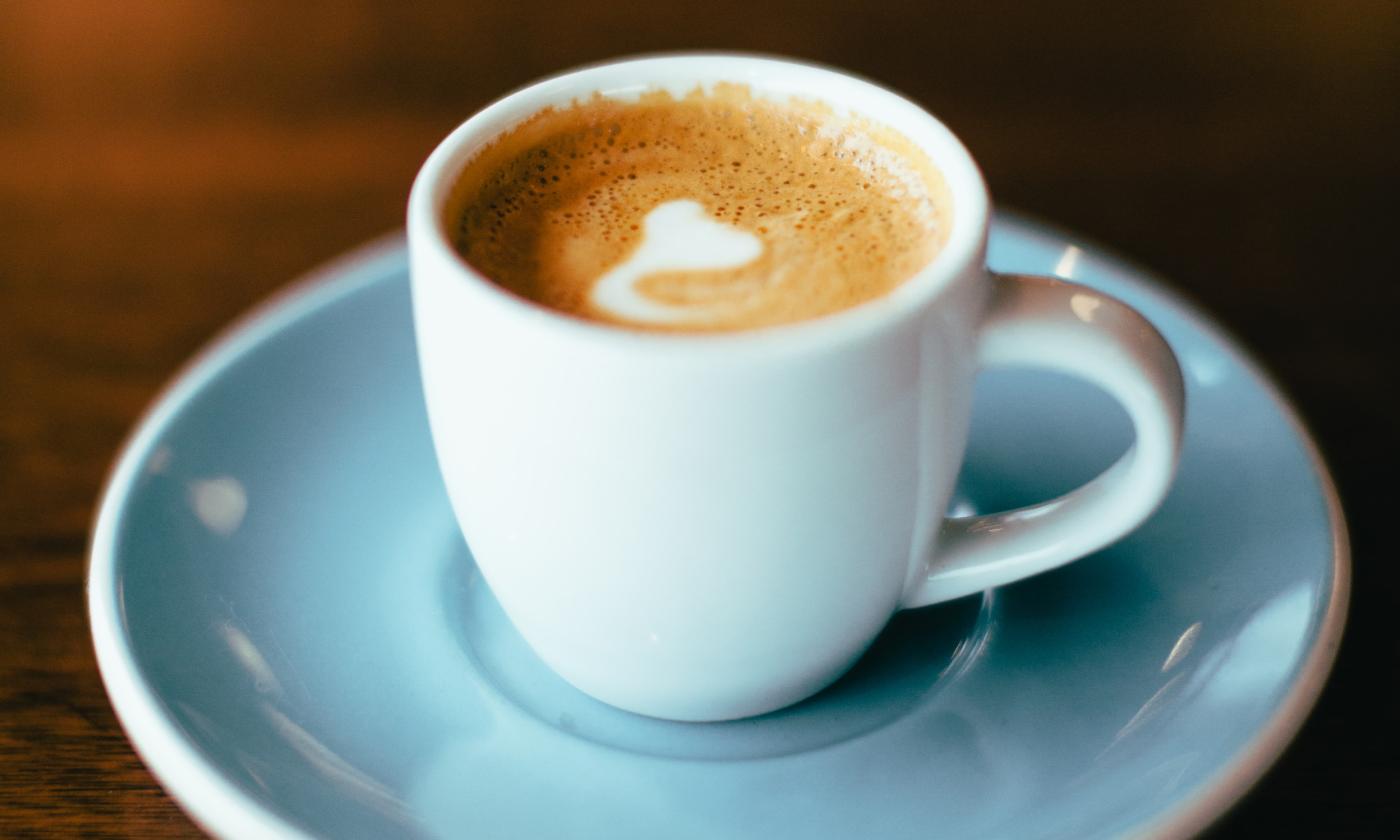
{"left": 448, "top": 83, "right": 952, "bottom": 332}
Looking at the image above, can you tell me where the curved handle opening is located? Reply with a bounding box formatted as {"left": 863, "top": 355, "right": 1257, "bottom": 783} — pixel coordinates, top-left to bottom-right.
{"left": 902, "top": 273, "right": 1185, "bottom": 608}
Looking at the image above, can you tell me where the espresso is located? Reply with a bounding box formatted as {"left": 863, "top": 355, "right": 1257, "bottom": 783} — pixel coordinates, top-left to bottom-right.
{"left": 449, "top": 84, "right": 951, "bottom": 332}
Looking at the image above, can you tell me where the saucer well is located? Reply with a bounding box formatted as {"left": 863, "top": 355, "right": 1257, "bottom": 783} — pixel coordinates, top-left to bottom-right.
{"left": 88, "top": 213, "right": 1348, "bottom": 840}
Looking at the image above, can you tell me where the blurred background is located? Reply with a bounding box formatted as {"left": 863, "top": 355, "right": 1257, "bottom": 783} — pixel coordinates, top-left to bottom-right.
{"left": 1, "top": 1, "right": 1395, "bottom": 837}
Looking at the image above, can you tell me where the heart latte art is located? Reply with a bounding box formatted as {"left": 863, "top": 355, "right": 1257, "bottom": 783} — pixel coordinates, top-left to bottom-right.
{"left": 449, "top": 84, "right": 952, "bottom": 332}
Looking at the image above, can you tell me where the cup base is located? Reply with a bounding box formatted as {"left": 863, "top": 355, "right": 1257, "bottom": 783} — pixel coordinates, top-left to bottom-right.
{"left": 448, "top": 539, "right": 992, "bottom": 760}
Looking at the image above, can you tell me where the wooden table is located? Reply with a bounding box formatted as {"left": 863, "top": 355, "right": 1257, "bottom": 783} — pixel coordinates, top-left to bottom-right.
{"left": 2, "top": 2, "right": 1395, "bottom": 837}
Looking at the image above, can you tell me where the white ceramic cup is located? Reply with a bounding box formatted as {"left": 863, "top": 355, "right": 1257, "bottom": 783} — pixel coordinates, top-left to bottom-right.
{"left": 408, "top": 55, "right": 1186, "bottom": 722}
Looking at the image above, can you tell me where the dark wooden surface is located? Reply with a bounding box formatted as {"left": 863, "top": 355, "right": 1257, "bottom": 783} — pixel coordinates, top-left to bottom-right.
{"left": 1, "top": 2, "right": 1395, "bottom": 837}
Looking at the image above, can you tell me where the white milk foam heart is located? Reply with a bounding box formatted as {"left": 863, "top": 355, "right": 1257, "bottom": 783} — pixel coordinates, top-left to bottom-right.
{"left": 590, "top": 200, "right": 764, "bottom": 323}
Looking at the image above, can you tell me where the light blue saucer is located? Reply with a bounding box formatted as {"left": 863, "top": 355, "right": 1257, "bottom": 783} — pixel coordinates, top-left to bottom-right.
{"left": 89, "top": 214, "right": 1348, "bottom": 840}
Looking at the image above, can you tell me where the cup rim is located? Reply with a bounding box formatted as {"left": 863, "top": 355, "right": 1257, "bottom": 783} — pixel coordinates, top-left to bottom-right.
{"left": 407, "top": 53, "right": 991, "bottom": 351}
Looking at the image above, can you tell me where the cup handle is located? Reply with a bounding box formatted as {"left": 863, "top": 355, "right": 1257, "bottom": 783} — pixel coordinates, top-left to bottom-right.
{"left": 901, "top": 272, "right": 1186, "bottom": 608}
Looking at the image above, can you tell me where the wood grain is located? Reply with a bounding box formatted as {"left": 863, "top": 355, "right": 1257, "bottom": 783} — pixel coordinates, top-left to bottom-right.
{"left": 2, "top": 1, "right": 1396, "bottom": 837}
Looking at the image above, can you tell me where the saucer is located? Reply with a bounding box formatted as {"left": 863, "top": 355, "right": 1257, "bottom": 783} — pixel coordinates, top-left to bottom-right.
{"left": 89, "top": 214, "right": 1348, "bottom": 840}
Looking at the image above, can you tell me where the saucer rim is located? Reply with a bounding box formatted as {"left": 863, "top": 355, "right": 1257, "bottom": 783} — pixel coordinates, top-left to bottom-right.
{"left": 88, "top": 233, "right": 409, "bottom": 840}
{"left": 990, "top": 213, "right": 1350, "bottom": 840}
{"left": 86, "top": 220, "right": 1350, "bottom": 840}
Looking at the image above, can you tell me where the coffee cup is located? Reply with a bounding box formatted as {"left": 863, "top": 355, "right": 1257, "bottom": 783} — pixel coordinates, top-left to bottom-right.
{"left": 408, "top": 55, "right": 1185, "bottom": 722}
